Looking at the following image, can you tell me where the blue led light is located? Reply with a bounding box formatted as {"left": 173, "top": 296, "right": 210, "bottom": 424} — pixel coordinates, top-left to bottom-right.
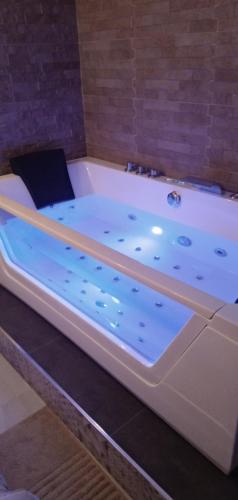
{"left": 152, "top": 226, "right": 163, "bottom": 235}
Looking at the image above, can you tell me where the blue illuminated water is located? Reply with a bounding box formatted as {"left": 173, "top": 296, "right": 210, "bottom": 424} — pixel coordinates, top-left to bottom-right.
{"left": 0, "top": 194, "right": 237, "bottom": 363}
{"left": 40, "top": 194, "right": 237, "bottom": 304}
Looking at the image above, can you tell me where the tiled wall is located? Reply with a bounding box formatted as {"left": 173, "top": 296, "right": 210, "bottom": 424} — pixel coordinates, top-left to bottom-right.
{"left": 0, "top": 0, "right": 86, "bottom": 176}
{"left": 77, "top": 0, "right": 238, "bottom": 192}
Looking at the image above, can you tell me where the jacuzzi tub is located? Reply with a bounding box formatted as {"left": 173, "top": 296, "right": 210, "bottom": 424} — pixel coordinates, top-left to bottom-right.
{"left": 0, "top": 157, "right": 238, "bottom": 473}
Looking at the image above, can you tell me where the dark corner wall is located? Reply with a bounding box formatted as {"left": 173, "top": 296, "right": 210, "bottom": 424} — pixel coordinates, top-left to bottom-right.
{"left": 76, "top": 0, "right": 238, "bottom": 192}
{"left": 0, "top": 0, "right": 86, "bottom": 176}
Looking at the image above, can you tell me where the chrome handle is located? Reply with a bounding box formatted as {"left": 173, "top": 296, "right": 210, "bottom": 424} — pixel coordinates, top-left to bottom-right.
{"left": 125, "top": 162, "right": 137, "bottom": 173}
{"left": 167, "top": 191, "right": 181, "bottom": 207}
{"left": 136, "top": 165, "right": 148, "bottom": 175}
{"left": 230, "top": 193, "right": 238, "bottom": 200}
{"left": 148, "top": 168, "right": 160, "bottom": 178}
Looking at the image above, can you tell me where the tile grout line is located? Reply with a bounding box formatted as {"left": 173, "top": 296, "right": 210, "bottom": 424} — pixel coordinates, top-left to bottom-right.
{"left": 27, "top": 332, "right": 63, "bottom": 356}
{"left": 111, "top": 408, "right": 146, "bottom": 438}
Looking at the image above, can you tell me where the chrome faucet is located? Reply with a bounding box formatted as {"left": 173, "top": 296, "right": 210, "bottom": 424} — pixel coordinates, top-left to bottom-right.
{"left": 125, "top": 162, "right": 138, "bottom": 173}
{"left": 167, "top": 191, "right": 181, "bottom": 207}
{"left": 136, "top": 165, "right": 148, "bottom": 175}
{"left": 148, "top": 168, "right": 160, "bottom": 178}
{"left": 125, "top": 162, "right": 161, "bottom": 178}
{"left": 230, "top": 193, "right": 238, "bottom": 200}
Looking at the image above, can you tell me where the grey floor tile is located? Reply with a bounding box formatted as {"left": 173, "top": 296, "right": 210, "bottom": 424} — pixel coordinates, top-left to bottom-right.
{"left": 31, "top": 334, "right": 144, "bottom": 435}
{"left": 112, "top": 407, "right": 238, "bottom": 500}
{"left": 0, "top": 286, "right": 61, "bottom": 353}
{"left": 0, "top": 354, "right": 44, "bottom": 434}
{"left": 2, "top": 286, "right": 238, "bottom": 500}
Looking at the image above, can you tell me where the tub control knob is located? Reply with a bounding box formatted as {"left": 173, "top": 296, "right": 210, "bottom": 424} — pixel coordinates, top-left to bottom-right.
{"left": 125, "top": 162, "right": 137, "bottom": 173}
{"left": 230, "top": 193, "right": 238, "bottom": 200}
{"left": 167, "top": 191, "right": 181, "bottom": 207}
{"left": 136, "top": 165, "right": 148, "bottom": 175}
{"left": 148, "top": 168, "right": 160, "bottom": 178}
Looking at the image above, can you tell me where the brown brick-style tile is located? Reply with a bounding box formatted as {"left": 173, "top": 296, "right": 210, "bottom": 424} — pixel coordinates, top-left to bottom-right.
{"left": 77, "top": 0, "right": 136, "bottom": 162}
{"left": 0, "top": 0, "right": 86, "bottom": 175}
{"left": 76, "top": 0, "right": 238, "bottom": 192}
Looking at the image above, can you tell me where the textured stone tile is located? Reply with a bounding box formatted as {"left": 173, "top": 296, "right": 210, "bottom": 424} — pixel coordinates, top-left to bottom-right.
{"left": 84, "top": 95, "right": 134, "bottom": 115}
{"left": 0, "top": 325, "right": 165, "bottom": 500}
{"left": 0, "top": 354, "right": 44, "bottom": 434}
{"left": 0, "top": 0, "right": 86, "bottom": 176}
{"left": 2, "top": 300, "right": 238, "bottom": 500}
{"left": 189, "top": 18, "right": 217, "bottom": 32}
{"left": 87, "top": 143, "right": 137, "bottom": 166}
{"left": 170, "top": 0, "right": 215, "bottom": 11}
{"left": 76, "top": 0, "right": 238, "bottom": 191}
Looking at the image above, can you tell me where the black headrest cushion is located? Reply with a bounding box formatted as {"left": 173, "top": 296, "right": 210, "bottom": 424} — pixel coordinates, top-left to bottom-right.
{"left": 10, "top": 149, "right": 75, "bottom": 209}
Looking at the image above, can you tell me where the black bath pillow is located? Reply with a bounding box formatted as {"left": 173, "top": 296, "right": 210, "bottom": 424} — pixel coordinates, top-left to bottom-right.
{"left": 10, "top": 149, "right": 75, "bottom": 209}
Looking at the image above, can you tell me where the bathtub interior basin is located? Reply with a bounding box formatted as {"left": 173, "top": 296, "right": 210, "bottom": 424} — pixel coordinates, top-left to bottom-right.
{"left": 0, "top": 205, "right": 194, "bottom": 366}
{"left": 38, "top": 194, "right": 238, "bottom": 304}
{"left": 0, "top": 156, "right": 238, "bottom": 475}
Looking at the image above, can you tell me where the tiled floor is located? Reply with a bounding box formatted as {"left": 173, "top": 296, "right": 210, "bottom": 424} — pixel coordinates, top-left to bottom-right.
{"left": 0, "top": 407, "right": 129, "bottom": 499}
{"left": 0, "top": 354, "right": 44, "bottom": 434}
{"left": 1, "top": 286, "right": 238, "bottom": 500}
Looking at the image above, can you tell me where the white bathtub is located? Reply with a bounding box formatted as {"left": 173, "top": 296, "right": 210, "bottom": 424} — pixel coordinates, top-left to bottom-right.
{"left": 0, "top": 156, "right": 238, "bottom": 474}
